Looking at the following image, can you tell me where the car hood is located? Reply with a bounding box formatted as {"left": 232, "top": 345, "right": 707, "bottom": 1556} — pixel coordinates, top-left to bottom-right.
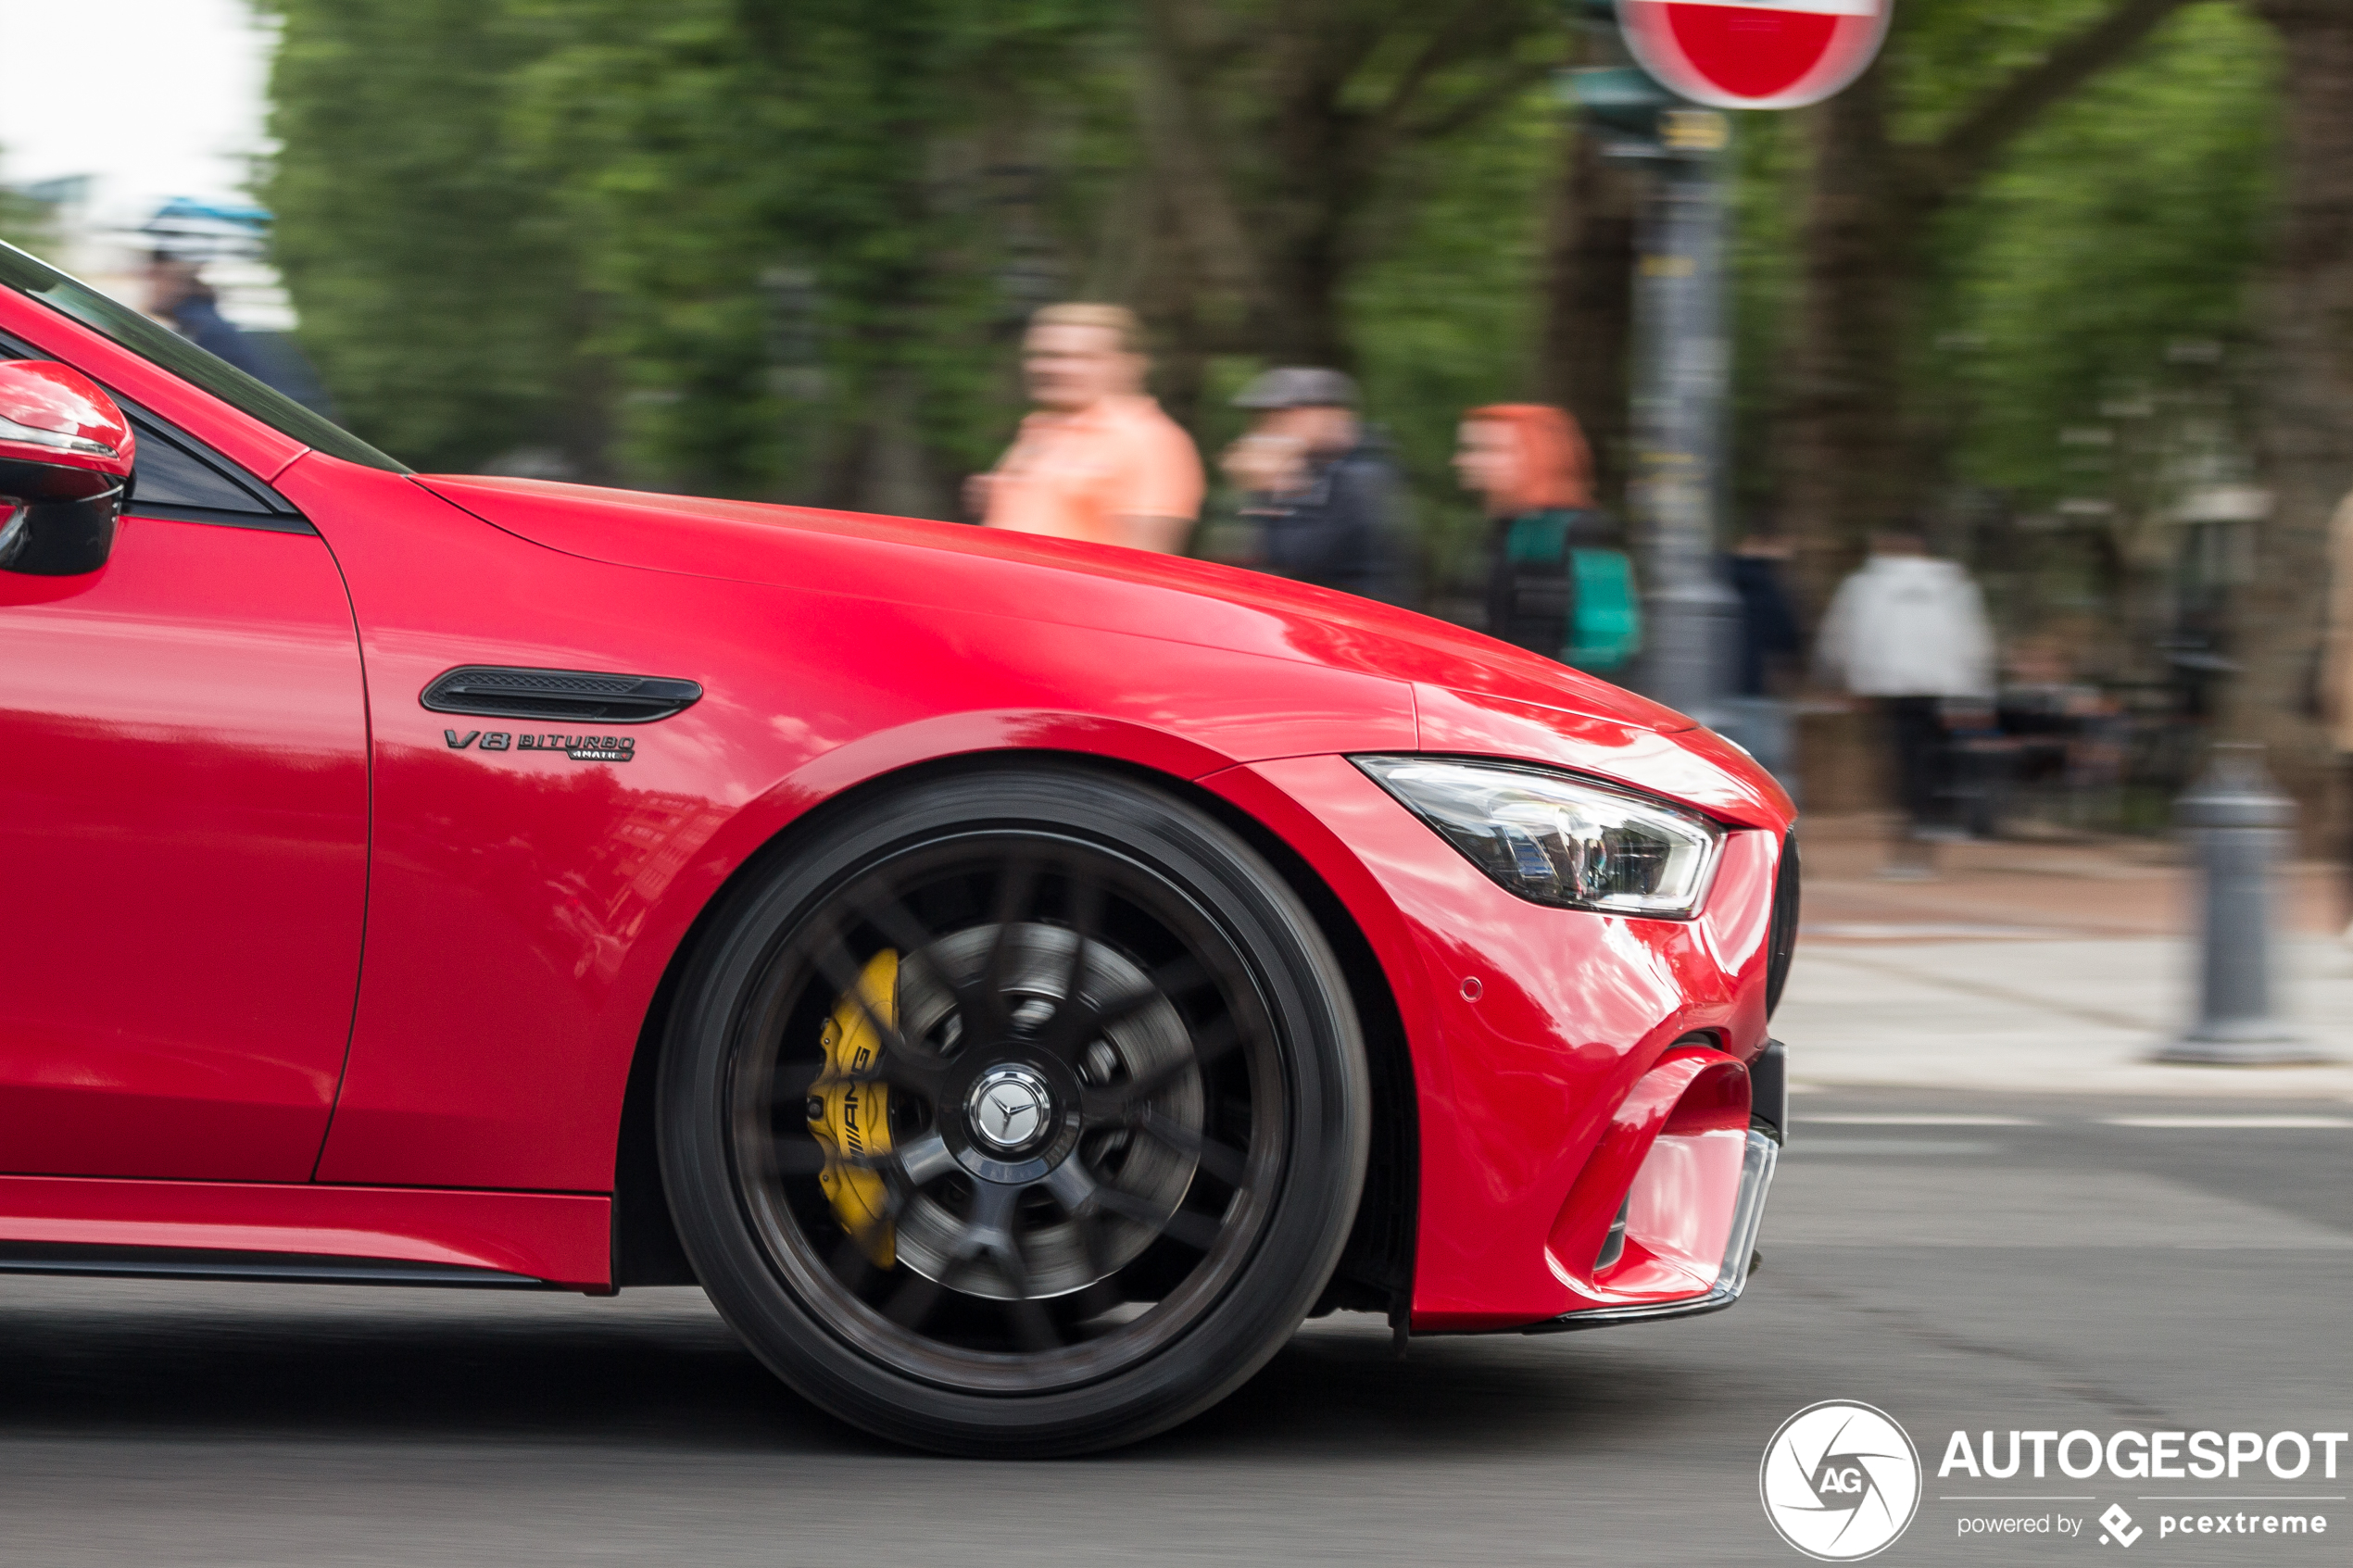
{"left": 418, "top": 475, "right": 1696, "bottom": 734}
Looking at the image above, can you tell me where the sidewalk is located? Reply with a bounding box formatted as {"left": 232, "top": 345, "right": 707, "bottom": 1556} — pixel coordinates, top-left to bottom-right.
{"left": 1775, "top": 819, "right": 2353, "bottom": 1098}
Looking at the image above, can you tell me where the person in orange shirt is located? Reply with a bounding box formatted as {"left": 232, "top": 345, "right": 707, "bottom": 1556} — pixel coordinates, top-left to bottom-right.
{"left": 970, "top": 304, "right": 1204, "bottom": 553}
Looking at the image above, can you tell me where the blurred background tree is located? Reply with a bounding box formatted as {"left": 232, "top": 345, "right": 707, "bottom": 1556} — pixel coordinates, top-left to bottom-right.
{"left": 261, "top": 0, "right": 599, "bottom": 477}
{"left": 250, "top": 0, "right": 2345, "bottom": 817}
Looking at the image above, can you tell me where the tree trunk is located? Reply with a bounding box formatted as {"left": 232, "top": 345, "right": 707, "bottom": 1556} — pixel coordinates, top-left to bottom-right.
{"left": 1775, "top": 2, "right": 2199, "bottom": 619}
{"left": 1780, "top": 59, "right": 1919, "bottom": 615}
{"left": 1262, "top": 20, "right": 1360, "bottom": 369}
{"left": 2231, "top": 0, "right": 2353, "bottom": 829}
{"left": 1539, "top": 123, "right": 1640, "bottom": 508}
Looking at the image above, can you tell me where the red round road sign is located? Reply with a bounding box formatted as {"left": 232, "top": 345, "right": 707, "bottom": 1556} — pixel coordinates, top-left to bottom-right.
{"left": 1619, "top": 0, "right": 1892, "bottom": 111}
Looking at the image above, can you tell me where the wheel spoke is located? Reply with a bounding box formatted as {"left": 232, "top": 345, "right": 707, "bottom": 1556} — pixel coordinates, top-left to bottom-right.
{"left": 1035, "top": 953, "right": 1209, "bottom": 1063}
{"left": 1065, "top": 1276, "right": 1126, "bottom": 1323}
{"left": 1067, "top": 1208, "right": 1119, "bottom": 1281}
{"left": 772, "top": 1059, "right": 824, "bottom": 1105}
{"left": 845, "top": 883, "right": 937, "bottom": 972}
{"left": 769, "top": 1132, "right": 833, "bottom": 1177}
{"left": 1090, "top": 1185, "right": 1224, "bottom": 1252}
{"left": 1079, "top": 1015, "right": 1241, "bottom": 1122}
{"left": 966, "top": 858, "right": 1040, "bottom": 1035}
{"left": 884, "top": 1271, "right": 943, "bottom": 1330}
{"left": 1138, "top": 1109, "right": 1249, "bottom": 1187}
{"left": 828, "top": 1231, "right": 878, "bottom": 1292}
{"left": 1003, "top": 1294, "right": 1061, "bottom": 1352}
{"left": 1021, "top": 870, "right": 1104, "bottom": 1054}
{"left": 951, "top": 1178, "right": 1023, "bottom": 1267}
{"left": 891, "top": 1128, "right": 959, "bottom": 1186}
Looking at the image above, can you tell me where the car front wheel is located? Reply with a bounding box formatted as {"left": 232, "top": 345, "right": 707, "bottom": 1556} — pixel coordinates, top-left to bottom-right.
{"left": 659, "top": 763, "right": 1370, "bottom": 1456}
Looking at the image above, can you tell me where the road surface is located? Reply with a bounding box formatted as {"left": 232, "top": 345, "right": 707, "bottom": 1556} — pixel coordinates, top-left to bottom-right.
{"left": 1, "top": 1088, "right": 2345, "bottom": 1565}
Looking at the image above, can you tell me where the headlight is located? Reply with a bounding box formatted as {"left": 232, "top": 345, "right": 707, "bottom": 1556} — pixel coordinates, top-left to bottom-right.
{"left": 1355, "top": 757, "right": 1724, "bottom": 917}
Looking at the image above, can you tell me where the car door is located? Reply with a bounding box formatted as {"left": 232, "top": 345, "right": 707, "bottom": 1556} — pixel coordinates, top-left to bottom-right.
{"left": 0, "top": 378, "right": 370, "bottom": 1182}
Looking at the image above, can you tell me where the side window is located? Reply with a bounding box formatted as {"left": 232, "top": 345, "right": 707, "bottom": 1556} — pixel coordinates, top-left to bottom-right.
{"left": 0, "top": 326, "right": 310, "bottom": 533}
{"left": 126, "top": 416, "right": 289, "bottom": 516}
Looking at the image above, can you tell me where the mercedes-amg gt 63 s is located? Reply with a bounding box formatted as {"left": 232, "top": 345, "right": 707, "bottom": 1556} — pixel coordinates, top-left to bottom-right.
{"left": 0, "top": 239, "right": 1797, "bottom": 1456}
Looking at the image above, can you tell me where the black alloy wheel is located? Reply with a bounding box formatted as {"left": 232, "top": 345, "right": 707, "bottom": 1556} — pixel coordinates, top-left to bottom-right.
{"left": 659, "top": 765, "right": 1370, "bottom": 1456}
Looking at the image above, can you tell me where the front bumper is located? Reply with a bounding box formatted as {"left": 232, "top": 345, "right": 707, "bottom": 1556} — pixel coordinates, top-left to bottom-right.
{"left": 1203, "top": 753, "right": 1794, "bottom": 1332}
{"left": 1525, "top": 1127, "right": 1779, "bottom": 1332}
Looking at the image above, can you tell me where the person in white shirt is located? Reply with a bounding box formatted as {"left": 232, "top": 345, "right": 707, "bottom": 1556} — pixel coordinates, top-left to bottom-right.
{"left": 1816, "top": 531, "right": 1997, "bottom": 870}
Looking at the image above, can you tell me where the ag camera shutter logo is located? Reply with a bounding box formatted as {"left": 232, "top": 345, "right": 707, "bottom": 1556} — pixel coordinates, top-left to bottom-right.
{"left": 1761, "top": 1400, "right": 1923, "bottom": 1561}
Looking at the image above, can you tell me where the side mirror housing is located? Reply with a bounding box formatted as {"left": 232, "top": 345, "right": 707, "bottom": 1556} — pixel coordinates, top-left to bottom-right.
{"left": 0, "top": 358, "right": 135, "bottom": 576}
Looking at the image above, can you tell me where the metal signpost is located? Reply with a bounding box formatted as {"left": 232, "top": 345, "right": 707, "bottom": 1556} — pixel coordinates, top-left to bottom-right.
{"left": 1570, "top": 1, "right": 1891, "bottom": 721}
{"left": 1628, "top": 109, "right": 1739, "bottom": 724}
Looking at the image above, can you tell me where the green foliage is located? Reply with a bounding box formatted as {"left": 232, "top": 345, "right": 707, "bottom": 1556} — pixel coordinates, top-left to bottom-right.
{"left": 259, "top": 1, "right": 592, "bottom": 474}
{"left": 1934, "top": 2, "right": 2280, "bottom": 509}
{"left": 255, "top": 0, "right": 2290, "bottom": 628}
{"left": 506, "top": 0, "right": 1123, "bottom": 506}
{"left": 1346, "top": 90, "right": 1559, "bottom": 594}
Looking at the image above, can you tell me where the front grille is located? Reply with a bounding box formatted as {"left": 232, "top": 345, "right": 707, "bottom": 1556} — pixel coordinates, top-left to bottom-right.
{"left": 421, "top": 665, "right": 704, "bottom": 724}
{"left": 1764, "top": 834, "right": 1800, "bottom": 1018}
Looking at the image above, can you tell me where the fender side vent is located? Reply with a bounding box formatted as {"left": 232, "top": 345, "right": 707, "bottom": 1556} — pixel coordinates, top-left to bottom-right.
{"left": 422, "top": 666, "right": 704, "bottom": 724}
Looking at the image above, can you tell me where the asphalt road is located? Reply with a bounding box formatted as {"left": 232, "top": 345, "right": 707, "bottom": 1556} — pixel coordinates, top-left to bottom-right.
{"left": 2, "top": 1088, "right": 2346, "bottom": 1567}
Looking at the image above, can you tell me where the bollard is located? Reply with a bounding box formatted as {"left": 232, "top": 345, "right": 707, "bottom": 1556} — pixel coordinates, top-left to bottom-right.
{"left": 2152, "top": 745, "right": 2330, "bottom": 1064}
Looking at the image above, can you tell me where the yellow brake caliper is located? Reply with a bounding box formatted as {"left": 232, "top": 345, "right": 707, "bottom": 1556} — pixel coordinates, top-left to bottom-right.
{"left": 808, "top": 948, "right": 898, "bottom": 1267}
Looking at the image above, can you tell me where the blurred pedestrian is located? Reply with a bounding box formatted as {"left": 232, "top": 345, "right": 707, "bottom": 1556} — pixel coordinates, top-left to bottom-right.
{"left": 1454, "top": 404, "right": 1639, "bottom": 673}
{"left": 1815, "top": 530, "right": 1996, "bottom": 876}
{"left": 971, "top": 304, "right": 1202, "bottom": 553}
{"left": 1218, "top": 367, "right": 1410, "bottom": 604}
{"left": 144, "top": 250, "right": 338, "bottom": 414}
{"left": 145, "top": 252, "right": 276, "bottom": 384}
{"left": 1718, "top": 525, "right": 1805, "bottom": 797}
{"left": 2324, "top": 486, "right": 2353, "bottom": 942}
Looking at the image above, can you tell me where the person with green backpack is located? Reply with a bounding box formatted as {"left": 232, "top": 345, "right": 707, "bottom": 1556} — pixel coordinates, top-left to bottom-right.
{"left": 1455, "top": 404, "right": 1641, "bottom": 675}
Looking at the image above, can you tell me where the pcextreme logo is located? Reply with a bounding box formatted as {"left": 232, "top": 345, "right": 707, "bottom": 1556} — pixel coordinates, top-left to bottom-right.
{"left": 1761, "top": 1400, "right": 1924, "bottom": 1562}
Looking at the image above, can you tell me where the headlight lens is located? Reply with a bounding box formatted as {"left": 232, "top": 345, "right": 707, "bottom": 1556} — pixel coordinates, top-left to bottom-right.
{"left": 1355, "top": 757, "right": 1723, "bottom": 917}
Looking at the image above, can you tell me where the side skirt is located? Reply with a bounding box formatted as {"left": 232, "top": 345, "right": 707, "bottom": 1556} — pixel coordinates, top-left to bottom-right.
{"left": 0, "top": 1174, "right": 612, "bottom": 1292}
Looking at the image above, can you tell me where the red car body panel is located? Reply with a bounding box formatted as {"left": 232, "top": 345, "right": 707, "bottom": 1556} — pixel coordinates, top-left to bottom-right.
{"left": 0, "top": 1174, "right": 608, "bottom": 1286}
{"left": 0, "top": 281, "right": 1797, "bottom": 1330}
{"left": 280, "top": 458, "right": 1417, "bottom": 1193}
{"left": 1204, "top": 757, "right": 1780, "bottom": 1328}
{"left": 413, "top": 472, "right": 1697, "bottom": 737}
{"left": 0, "top": 513, "right": 369, "bottom": 1181}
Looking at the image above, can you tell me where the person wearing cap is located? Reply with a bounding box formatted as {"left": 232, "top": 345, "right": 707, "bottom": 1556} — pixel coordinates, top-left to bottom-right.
{"left": 1216, "top": 366, "right": 1410, "bottom": 605}
{"left": 971, "top": 304, "right": 1203, "bottom": 553}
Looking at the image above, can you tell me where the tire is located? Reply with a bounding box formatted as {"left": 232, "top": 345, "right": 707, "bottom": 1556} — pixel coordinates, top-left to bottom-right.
{"left": 659, "top": 762, "right": 1370, "bottom": 1456}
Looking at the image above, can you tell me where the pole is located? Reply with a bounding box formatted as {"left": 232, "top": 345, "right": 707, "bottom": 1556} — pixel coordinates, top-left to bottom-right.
{"left": 1629, "top": 110, "right": 1743, "bottom": 725}
{"left": 2151, "top": 744, "right": 2331, "bottom": 1064}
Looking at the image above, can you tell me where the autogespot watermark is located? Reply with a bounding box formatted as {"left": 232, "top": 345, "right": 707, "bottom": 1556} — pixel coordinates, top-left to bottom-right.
{"left": 1760, "top": 1401, "right": 1924, "bottom": 1561}
{"left": 1936, "top": 1426, "right": 2346, "bottom": 1549}
{"left": 1762, "top": 1408, "right": 2347, "bottom": 1557}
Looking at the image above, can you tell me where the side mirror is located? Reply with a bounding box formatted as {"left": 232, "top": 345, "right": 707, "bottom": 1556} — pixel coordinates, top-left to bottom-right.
{"left": 0, "top": 359, "right": 135, "bottom": 576}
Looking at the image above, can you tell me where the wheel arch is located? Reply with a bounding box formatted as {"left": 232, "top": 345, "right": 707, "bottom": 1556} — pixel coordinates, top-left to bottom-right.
{"left": 611, "top": 746, "right": 1418, "bottom": 1309}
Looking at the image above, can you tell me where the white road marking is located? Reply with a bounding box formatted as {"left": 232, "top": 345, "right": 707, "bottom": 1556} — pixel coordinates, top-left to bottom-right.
{"left": 1803, "top": 922, "right": 2064, "bottom": 941}
{"left": 1799, "top": 1113, "right": 2040, "bottom": 1126}
{"left": 1771, "top": 1164, "right": 2353, "bottom": 1248}
{"left": 2105, "top": 1115, "right": 2353, "bottom": 1129}
{"left": 1782, "top": 1138, "right": 2000, "bottom": 1156}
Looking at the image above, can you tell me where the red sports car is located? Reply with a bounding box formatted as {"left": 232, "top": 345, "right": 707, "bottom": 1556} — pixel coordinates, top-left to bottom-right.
{"left": 0, "top": 239, "right": 1795, "bottom": 1457}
